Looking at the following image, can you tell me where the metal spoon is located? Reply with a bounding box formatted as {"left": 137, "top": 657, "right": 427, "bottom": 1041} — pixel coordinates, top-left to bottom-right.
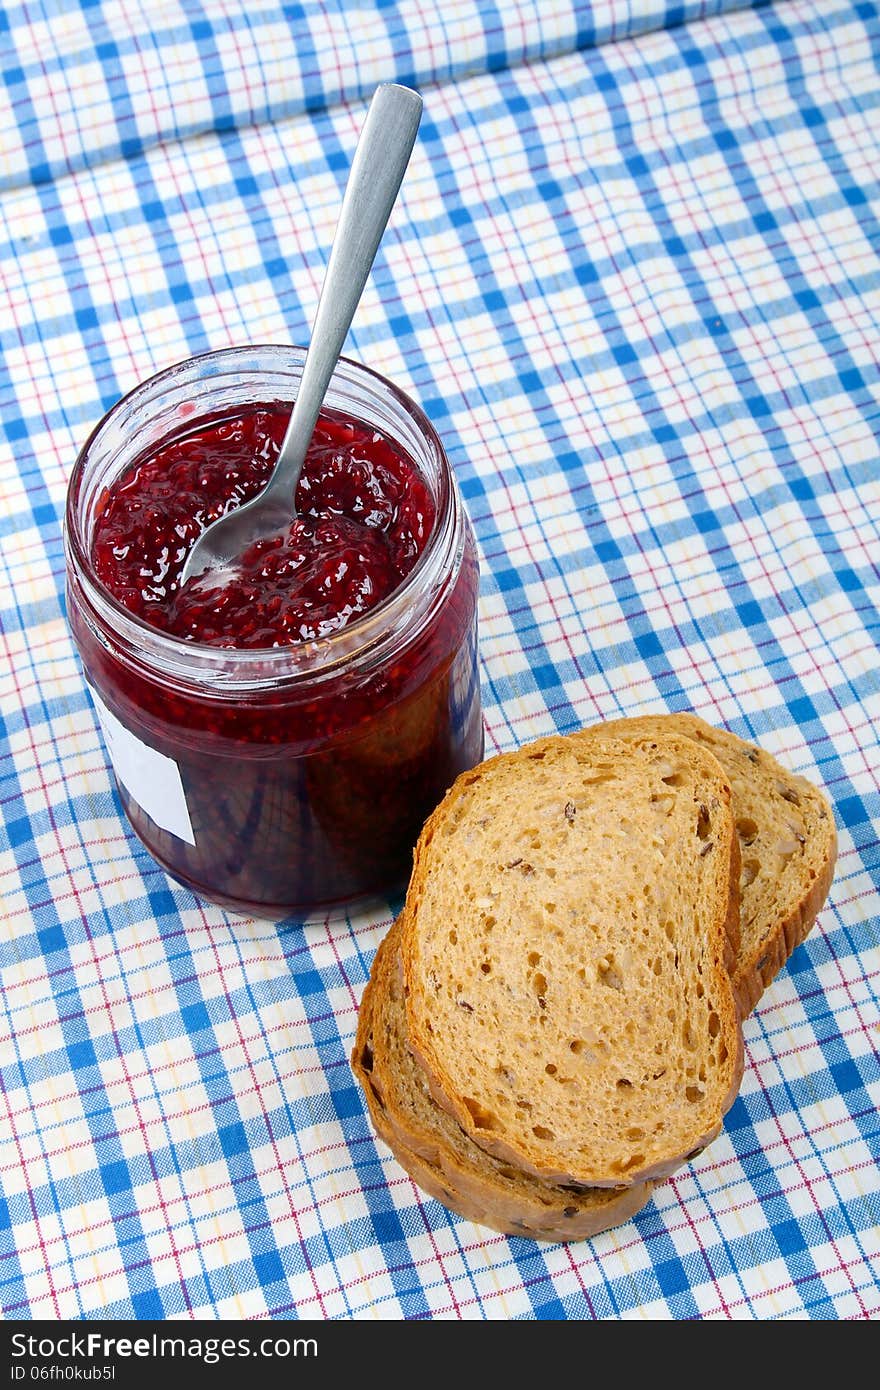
{"left": 179, "top": 82, "right": 423, "bottom": 587}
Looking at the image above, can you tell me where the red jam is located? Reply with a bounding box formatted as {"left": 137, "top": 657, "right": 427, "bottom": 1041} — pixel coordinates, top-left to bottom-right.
{"left": 66, "top": 357, "right": 483, "bottom": 919}
{"left": 90, "top": 405, "right": 435, "bottom": 647}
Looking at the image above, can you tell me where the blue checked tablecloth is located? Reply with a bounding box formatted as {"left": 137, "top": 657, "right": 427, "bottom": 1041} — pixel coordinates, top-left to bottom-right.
{"left": 1, "top": 0, "right": 879, "bottom": 1321}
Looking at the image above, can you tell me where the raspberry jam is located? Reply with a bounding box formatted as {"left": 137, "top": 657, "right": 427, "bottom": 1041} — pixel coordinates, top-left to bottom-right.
{"left": 64, "top": 347, "right": 484, "bottom": 918}
{"left": 90, "top": 405, "right": 435, "bottom": 648}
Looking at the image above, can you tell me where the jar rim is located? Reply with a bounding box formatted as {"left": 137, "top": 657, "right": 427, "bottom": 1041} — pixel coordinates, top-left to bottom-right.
{"left": 64, "top": 344, "right": 462, "bottom": 692}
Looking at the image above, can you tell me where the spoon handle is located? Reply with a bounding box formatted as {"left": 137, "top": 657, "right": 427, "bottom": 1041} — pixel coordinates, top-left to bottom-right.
{"left": 265, "top": 83, "right": 423, "bottom": 504}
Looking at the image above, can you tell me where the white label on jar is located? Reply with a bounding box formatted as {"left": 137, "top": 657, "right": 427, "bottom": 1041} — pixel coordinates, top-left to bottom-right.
{"left": 87, "top": 684, "right": 196, "bottom": 845}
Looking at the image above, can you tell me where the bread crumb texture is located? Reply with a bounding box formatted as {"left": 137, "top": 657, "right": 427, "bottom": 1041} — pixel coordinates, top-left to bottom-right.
{"left": 401, "top": 731, "right": 744, "bottom": 1188}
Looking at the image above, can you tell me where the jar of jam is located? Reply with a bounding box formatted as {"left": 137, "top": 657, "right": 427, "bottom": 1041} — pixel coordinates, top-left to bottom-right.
{"left": 64, "top": 345, "right": 484, "bottom": 918}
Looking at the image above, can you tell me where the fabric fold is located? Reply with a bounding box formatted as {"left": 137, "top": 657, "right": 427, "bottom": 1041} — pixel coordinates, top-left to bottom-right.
{"left": 0, "top": 0, "right": 772, "bottom": 192}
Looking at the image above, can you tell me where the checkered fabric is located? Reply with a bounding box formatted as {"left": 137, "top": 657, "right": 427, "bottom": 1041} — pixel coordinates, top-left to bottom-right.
{"left": 1, "top": 0, "right": 879, "bottom": 1321}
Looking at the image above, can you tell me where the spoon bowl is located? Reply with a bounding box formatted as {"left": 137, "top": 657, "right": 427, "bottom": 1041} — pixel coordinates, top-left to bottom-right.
{"left": 179, "top": 82, "right": 423, "bottom": 588}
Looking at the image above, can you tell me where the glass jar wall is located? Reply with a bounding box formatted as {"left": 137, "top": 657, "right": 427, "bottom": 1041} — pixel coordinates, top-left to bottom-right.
{"left": 64, "top": 346, "right": 483, "bottom": 918}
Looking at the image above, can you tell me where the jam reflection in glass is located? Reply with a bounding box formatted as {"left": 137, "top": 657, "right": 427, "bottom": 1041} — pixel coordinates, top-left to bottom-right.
{"left": 65, "top": 348, "right": 484, "bottom": 918}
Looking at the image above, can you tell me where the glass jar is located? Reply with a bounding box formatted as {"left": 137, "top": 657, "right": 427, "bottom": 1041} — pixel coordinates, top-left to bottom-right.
{"left": 64, "top": 345, "right": 484, "bottom": 919}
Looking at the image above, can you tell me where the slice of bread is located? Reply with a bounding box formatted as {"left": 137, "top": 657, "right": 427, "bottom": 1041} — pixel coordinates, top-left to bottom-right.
{"left": 591, "top": 713, "right": 838, "bottom": 1017}
{"left": 351, "top": 715, "right": 836, "bottom": 1237}
{"left": 398, "top": 727, "right": 744, "bottom": 1188}
{"left": 352, "top": 916, "right": 657, "bottom": 1241}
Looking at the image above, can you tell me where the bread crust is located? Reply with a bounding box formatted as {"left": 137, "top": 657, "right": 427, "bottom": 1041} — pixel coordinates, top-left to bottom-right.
{"left": 368, "top": 1117, "right": 654, "bottom": 1242}
{"left": 399, "top": 729, "right": 745, "bottom": 1188}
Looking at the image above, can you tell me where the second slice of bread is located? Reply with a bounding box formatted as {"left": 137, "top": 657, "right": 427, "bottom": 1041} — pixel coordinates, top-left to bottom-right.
{"left": 591, "top": 713, "right": 837, "bottom": 1017}
{"left": 399, "top": 727, "right": 744, "bottom": 1189}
